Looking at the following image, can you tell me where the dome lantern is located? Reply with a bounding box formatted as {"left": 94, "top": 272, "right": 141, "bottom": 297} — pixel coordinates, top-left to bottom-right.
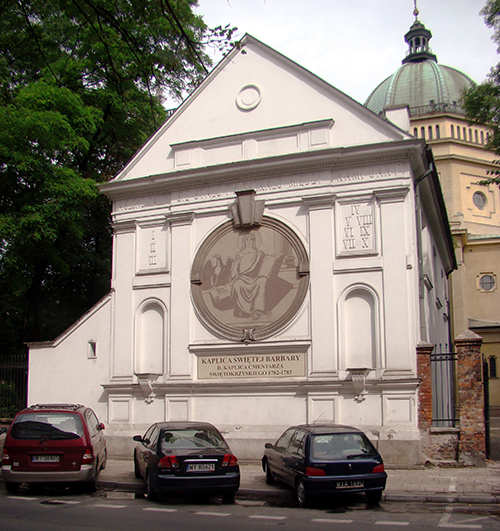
{"left": 402, "top": 4, "right": 437, "bottom": 64}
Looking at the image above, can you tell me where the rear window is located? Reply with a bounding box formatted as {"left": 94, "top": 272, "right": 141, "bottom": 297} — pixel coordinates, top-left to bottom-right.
{"left": 10, "top": 412, "right": 84, "bottom": 440}
{"left": 160, "top": 428, "right": 229, "bottom": 453}
{"left": 311, "top": 433, "right": 377, "bottom": 460}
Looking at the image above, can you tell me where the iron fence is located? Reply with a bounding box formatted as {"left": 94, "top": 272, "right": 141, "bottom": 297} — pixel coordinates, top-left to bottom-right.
{"left": 483, "top": 355, "right": 490, "bottom": 459}
{"left": 431, "top": 351, "right": 458, "bottom": 427}
{"left": 0, "top": 353, "right": 28, "bottom": 419}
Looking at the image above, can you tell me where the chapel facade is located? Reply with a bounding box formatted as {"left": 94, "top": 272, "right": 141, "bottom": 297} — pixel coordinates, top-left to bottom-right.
{"left": 28, "top": 34, "right": 455, "bottom": 464}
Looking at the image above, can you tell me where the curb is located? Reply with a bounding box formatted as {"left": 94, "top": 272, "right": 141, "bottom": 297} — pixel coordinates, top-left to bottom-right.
{"left": 383, "top": 493, "right": 500, "bottom": 504}
{"left": 96, "top": 479, "right": 500, "bottom": 505}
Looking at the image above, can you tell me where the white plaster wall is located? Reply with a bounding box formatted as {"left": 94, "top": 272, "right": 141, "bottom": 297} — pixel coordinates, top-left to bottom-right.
{"left": 420, "top": 215, "right": 451, "bottom": 349}
{"left": 28, "top": 296, "right": 112, "bottom": 424}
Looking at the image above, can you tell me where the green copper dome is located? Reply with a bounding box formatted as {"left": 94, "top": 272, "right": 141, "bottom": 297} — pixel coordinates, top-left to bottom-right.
{"left": 365, "top": 14, "right": 475, "bottom": 117}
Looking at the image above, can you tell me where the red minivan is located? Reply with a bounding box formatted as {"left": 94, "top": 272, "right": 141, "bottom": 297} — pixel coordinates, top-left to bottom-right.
{"left": 1, "top": 404, "right": 107, "bottom": 493}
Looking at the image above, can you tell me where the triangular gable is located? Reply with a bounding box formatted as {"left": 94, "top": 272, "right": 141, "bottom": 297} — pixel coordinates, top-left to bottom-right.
{"left": 112, "top": 34, "right": 410, "bottom": 183}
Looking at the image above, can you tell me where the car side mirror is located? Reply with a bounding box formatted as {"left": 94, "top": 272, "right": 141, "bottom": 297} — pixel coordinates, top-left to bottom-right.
{"left": 98, "top": 423, "right": 105, "bottom": 431}
{"left": 133, "top": 435, "right": 143, "bottom": 442}
{"left": 264, "top": 442, "right": 273, "bottom": 449}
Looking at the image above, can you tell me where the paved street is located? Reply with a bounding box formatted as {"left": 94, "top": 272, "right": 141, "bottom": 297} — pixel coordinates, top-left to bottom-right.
{"left": 2, "top": 484, "right": 500, "bottom": 531}
{"left": 98, "top": 458, "right": 500, "bottom": 505}
{"left": 3, "top": 456, "right": 500, "bottom": 530}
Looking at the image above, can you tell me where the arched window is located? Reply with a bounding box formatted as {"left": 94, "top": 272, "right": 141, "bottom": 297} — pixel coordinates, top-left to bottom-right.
{"left": 456, "top": 126, "right": 460, "bottom": 140}
{"left": 451, "top": 125, "right": 454, "bottom": 138}
{"left": 435, "top": 125, "right": 440, "bottom": 139}
{"left": 428, "top": 126, "right": 433, "bottom": 139}
{"left": 475, "top": 130, "right": 478, "bottom": 143}
{"left": 413, "top": 127, "right": 418, "bottom": 138}
{"left": 420, "top": 126, "right": 425, "bottom": 139}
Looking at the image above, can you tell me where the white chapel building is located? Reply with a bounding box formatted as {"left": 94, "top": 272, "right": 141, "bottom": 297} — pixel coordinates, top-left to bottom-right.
{"left": 28, "top": 35, "right": 456, "bottom": 465}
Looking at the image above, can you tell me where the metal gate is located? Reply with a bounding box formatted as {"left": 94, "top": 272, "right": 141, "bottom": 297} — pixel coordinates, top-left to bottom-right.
{"left": 430, "top": 350, "right": 457, "bottom": 427}
{"left": 0, "top": 352, "right": 28, "bottom": 419}
{"left": 483, "top": 355, "right": 490, "bottom": 460}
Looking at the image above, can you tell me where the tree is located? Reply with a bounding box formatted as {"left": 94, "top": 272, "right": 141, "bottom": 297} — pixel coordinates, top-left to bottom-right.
{"left": 463, "top": 0, "right": 500, "bottom": 185}
{"left": 0, "top": 0, "right": 235, "bottom": 349}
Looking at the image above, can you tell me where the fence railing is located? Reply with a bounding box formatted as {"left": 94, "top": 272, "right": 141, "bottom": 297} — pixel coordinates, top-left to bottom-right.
{"left": 431, "top": 351, "right": 458, "bottom": 427}
{"left": 0, "top": 353, "right": 28, "bottom": 419}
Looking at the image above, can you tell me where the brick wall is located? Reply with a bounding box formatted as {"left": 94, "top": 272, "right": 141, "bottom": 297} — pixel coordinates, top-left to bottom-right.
{"left": 455, "top": 330, "right": 486, "bottom": 466}
{"left": 417, "top": 334, "right": 486, "bottom": 465}
{"left": 417, "top": 341, "right": 434, "bottom": 431}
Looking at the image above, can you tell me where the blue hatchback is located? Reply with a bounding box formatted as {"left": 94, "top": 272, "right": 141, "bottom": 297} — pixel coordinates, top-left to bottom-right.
{"left": 262, "top": 424, "right": 387, "bottom": 506}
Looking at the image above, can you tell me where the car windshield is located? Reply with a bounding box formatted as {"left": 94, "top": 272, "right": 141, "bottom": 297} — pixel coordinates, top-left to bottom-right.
{"left": 160, "top": 428, "right": 229, "bottom": 453}
{"left": 311, "top": 433, "right": 377, "bottom": 460}
{"left": 10, "top": 413, "right": 84, "bottom": 440}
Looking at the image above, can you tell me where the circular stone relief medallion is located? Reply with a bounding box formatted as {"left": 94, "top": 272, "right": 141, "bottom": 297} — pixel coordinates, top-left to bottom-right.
{"left": 191, "top": 217, "right": 309, "bottom": 341}
{"left": 235, "top": 84, "right": 262, "bottom": 111}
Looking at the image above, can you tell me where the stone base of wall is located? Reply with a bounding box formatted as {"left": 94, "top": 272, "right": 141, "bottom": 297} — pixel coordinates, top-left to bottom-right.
{"left": 378, "top": 439, "right": 421, "bottom": 466}
{"left": 106, "top": 435, "right": 423, "bottom": 466}
{"left": 420, "top": 428, "right": 459, "bottom": 464}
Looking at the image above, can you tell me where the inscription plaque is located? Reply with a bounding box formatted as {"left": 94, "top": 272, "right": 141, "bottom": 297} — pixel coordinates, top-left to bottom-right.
{"left": 338, "top": 201, "right": 376, "bottom": 255}
{"left": 198, "top": 353, "right": 305, "bottom": 379}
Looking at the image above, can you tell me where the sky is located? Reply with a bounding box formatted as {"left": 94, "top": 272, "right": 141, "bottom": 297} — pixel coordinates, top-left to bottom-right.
{"left": 194, "top": 0, "right": 498, "bottom": 105}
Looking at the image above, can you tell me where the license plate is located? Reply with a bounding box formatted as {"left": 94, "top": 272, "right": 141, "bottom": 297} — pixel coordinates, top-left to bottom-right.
{"left": 32, "top": 455, "right": 60, "bottom": 463}
{"left": 336, "top": 480, "right": 364, "bottom": 489}
{"left": 186, "top": 463, "right": 215, "bottom": 472}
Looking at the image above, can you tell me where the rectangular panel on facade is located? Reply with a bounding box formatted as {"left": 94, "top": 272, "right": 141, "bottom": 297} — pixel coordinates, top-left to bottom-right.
{"left": 197, "top": 353, "right": 306, "bottom": 379}
{"left": 383, "top": 394, "right": 415, "bottom": 425}
{"left": 167, "top": 399, "right": 189, "bottom": 421}
{"left": 109, "top": 398, "right": 131, "bottom": 423}
{"left": 308, "top": 396, "right": 336, "bottom": 423}
{"left": 137, "top": 224, "right": 168, "bottom": 273}
{"left": 337, "top": 200, "right": 376, "bottom": 256}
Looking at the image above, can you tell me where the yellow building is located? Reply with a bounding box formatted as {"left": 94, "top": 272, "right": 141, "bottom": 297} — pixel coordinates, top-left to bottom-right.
{"left": 365, "top": 11, "right": 500, "bottom": 425}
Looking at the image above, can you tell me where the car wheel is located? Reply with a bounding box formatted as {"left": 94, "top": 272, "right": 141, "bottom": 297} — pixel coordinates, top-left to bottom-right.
{"left": 366, "top": 490, "right": 382, "bottom": 504}
{"left": 5, "top": 482, "right": 20, "bottom": 494}
{"left": 100, "top": 450, "right": 107, "bottom": 470}
{"left": 134, "top": 452, "right": 142, "bottom": 479}
{"left": 146, "top": 473, "right": 159, "bottom": 501}
{"left": 222, "top": 490, "right": 237, "bottom": 504}
{"left": 296, "top": 479, "right": 309, "bottom": 508}
{"left": 28, "top": 483, "right": 45, "bottom": 494}
{"left": 264, "top": 459, "right": 275, "bottom": 485}
{"left": 85, "top": 467, "right": 99, "bottom": 493}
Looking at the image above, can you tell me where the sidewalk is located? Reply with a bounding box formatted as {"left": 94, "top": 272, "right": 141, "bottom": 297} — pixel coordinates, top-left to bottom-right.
{"left": 98, "top": 459, "right": 500, "bottom": 505}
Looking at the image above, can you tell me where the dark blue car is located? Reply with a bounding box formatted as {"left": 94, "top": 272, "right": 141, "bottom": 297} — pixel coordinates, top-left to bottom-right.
{"left": 262, "top": 424, "right": 387, "bottom": 506}
{"left": 133, "top": 421, "right": 240, "bottom": 502}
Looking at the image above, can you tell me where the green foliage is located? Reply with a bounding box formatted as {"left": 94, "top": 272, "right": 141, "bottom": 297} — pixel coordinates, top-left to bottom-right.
{"left": 0, "top": 378, "right": 25, "bottom": 418}
{"left": 463, "top": 0, "right": 500, "bottom": 185}
{"left": 0, "top": 0, "right": 236, "bottom": 350}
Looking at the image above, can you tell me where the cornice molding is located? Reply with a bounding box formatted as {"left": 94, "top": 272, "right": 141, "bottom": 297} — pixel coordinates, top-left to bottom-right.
{"left": 101, "top": 140, "right": 421, "bottom": 202}
{"left": 101, "top": 377, "right": 421, "bottom": 395}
